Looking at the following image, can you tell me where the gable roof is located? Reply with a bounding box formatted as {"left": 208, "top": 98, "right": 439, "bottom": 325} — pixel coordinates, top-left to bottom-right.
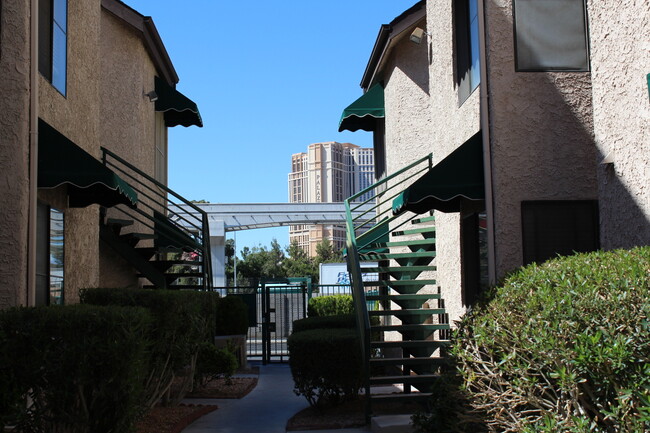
{"left": 101, "top": 0, "right": 179, "bottom": 86}
{"left": 360, "top": 1, "right": 426, "bottom": 90}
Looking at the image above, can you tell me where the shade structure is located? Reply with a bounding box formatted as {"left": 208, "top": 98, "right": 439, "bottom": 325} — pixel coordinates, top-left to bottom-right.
{"left": 155, "top": 76, "right": 203, "bottom": 127}
{"left": 38, "top": 119, "right": 138, "bottom": 208}
{"left": 392, "top": 131, "right": 484, "bottom": 215}
{"left": 338, "top": 83, "right": 385, "bottom": 132}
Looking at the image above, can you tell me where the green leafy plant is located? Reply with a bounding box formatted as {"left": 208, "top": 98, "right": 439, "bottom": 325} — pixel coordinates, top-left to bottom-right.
{"left": 446, "top": 247, "right": 650, "bottom": 432}
{"left": 193, "top": 342, "right": 238, "bottom": 388}
{"left": 308, "top": 294, "right": 354, "bottom": 317}
{"left": 0, "top": 304, "right": 151, "bottom": 433}
{"left": 288, "top": 327, "right": 363, "bottom": 408}
{"left": 80, "top": 288, "right": 219, "bottom": 407}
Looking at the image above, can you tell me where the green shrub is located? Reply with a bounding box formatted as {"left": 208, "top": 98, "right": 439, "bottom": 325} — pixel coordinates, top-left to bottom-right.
{"left": 445, "top": 247, "right": 650, "bottom": 433}
{"left": 288, "top": 327, "right": 363, "bottom": 408}
{"left": 0, "top": 304, "right": 151, "bottom": 433}
{"left": 215, "top": 295, "right": 249, "bottom": 335}
{"left": 80, "top": 288, "right": 219, "bottom": 407}
{"left": 193, "top": 342, "right": 238, "bottom": 388}
{"left": 308, "top": 294, "right": 354, "bottom": 317}
{"left": 293, "top": 313, "right": 357, "bottom": 333}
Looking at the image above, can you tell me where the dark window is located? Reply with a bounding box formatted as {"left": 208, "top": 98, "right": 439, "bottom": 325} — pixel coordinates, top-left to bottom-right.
{"left": 39, "top": 0, "right": 67, "bottom": 95}
{"left": 514, "top": 0, "right": 589, "bottom": 71}
{"left": 462, "top": 212, "right": 488, "bottom": 305}
{"left": 522, "top": 200, "right": 599, "bottom": 265}
{"left": 36, "top": 202, "right": 64, "bottom": 306}
{"left": 455, "top": 0, "right": 480, "bottom": 105}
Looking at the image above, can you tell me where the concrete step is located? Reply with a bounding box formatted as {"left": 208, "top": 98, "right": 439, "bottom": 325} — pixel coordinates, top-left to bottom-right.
{"left": 371, "top": 415, "right": 414, "bottom": 433}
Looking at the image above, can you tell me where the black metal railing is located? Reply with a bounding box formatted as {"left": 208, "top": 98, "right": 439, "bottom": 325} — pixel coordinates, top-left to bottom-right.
{"left": 101, "top": 147, "right": 213, "bottom": 290}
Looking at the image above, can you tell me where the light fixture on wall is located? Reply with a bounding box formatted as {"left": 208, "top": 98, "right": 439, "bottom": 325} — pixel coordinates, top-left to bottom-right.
{"left": 144, "top": 90, "right": 158, "bottom": 102}
{"left": 409, "top": 27, "right": 430, "bottom": 44}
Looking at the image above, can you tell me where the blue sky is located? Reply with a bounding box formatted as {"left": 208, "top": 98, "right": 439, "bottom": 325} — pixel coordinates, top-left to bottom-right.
{"left": 125, "top": 0, "right": 417, "bottom": 255}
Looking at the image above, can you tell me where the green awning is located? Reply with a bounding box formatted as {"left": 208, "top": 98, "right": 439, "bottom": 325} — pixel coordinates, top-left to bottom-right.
{"left": 155, "top": 76, "right": 203, "bottom": 128}
{"left": 338, "top": 83, "right": 385, "bottom": 132}
{"left": 392, "top": 131, "right": 484, "bottom": 215}
{"left": 38, "top": 119, "right": 138, "bottom": 208}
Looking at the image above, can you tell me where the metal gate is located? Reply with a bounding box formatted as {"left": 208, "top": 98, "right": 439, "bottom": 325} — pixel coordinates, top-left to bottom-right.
{"left": 224, "top": 279, "right": 309, "bottom": 364}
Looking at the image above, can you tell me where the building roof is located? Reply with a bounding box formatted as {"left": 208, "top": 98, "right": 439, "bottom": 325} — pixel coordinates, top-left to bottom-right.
{"left": 101, "top": 0, "right": 179, "bottom": 86}
{"left": 360, "top": 0, "right": 426, "bottom": 90}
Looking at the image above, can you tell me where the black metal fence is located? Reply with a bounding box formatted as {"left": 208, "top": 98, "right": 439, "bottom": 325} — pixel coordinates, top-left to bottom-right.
{"left": 215, "top": 284, "right": 360, "bottom": 363}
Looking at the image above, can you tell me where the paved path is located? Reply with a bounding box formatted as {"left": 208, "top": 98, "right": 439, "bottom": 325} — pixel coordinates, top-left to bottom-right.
{"left": 181, "top": 362, "right": 370, "bottom": 433}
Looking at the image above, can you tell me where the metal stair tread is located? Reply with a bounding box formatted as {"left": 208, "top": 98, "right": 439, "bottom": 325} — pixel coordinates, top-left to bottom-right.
{"left": 105, "top": 218, "right": 134, "bottom": 227}
{"left": 369, "top": 374, "right": 440, "bottom": 384}
{"left": 369, "top": 356, "right": 449, "bottom": 366}
{"left": 362, "top": 265, "right": 437, "bottom": 273}
{"left": 368, "top": 308, "right": 446, "bottom": 315}
{"left": 392, "top": 226, "right": 436, "bottom": 236}
{"left": 371, "top": 339, "right": 451, "bottom": 348}
{"left": 411, "top": 215, "right": 436, "bottom": 224}
{"left": 366, "top": 293, "right": 441, "bottom": 301}
{"left": 365, "top": 238, "right": 436, "bottom": 248}
{"left": 360, "top": 251, "right": 436, "bottom": 260}
{"left": 121, "top": 232, "right": 158, "bottom": 240}
{"left": 371, "top": 324, "right": 450, "bottom": 331}
{"left": 363, "top": 279, "right": 437, "bottom": 287}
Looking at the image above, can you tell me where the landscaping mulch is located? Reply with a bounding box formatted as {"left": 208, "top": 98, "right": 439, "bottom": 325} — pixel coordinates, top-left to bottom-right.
{"left": 185, "top": 376, "right": 258, "bottom": 399}
{"left": 136, "top": 404, "right": 218, "bottom": 433}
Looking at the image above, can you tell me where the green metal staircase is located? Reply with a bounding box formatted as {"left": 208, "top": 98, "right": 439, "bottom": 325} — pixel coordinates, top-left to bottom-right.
{"left": 344, "top": 155, "right": 451, "bottom": 419}
{"left": 98, "top": 148, "right": 213, "bottom": 290}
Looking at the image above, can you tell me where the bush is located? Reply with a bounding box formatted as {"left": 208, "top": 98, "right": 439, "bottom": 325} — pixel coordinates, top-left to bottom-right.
{"left": 0, "top": 304, "right": 151, "bottom": 433}
{"left": 215, "top": 295, "right": 249, "bottom": 335}
{"left": 293, "top": 314, "right": 357, "bottom": 334}
{"left": 80, "top": 288, "right": 219, "bottom": 407}
{"left": 193, "top": 342, "right": 238, "bottom": 388}
{"left": 288, "top": 327, "right": 363, "bottom": 408}
{"left": 308, "top": 294, "right": 354, "bottom": 317}
{"left": 447, "top": 247, "right": 650, "bottom": 433}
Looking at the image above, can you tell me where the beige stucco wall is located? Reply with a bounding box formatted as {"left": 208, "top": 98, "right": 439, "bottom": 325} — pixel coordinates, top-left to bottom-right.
{"left": 38, "top": 0, "right": 103, "bottom": 303}
{"left": 0, "top": 0, "right": 31, "bottom": 307}
{"left": 587, "top": 0, "right": 650, "bottom": 249}
{"left": 98, "top": 10, "right": 160, "bottom": 288}
{"left": 426, "top": 0, "right": 482, "bottom": 325}
{"left": 484, "top": 0, "right": 598, "bottom": 280}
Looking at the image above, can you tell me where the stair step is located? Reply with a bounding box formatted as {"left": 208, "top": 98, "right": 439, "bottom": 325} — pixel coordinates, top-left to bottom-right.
{"left": 167, "top": 272, "right": 205, "bottom": 279}
{"left": 411, "top": 215, "right": 436, "bottom": 224}
{"left": 371, "top": 340, "right": 451, "bottom": 349}
{"left": 153, "top": 260, "right": 202, "bottom": 271}
{"left": 363, "top": 279, "right": 437, "bottom": 287}
{"left": 369, "top": 393, "right": 432, "bottom": 403}
{"left": 372, "top": 324, "right": 450, "bottom": 332}
{"left": 370, "top": 374, "right": 439, "bottom": 385}
{"left": 362, "top": 265, "right": 437, "bottom": 273}
{"left": 142, "top": 284, "right": 203, "bottom": 290}
{"left": 392, "top": 227, "right": 436, "bottom": 236}
{"left": 367, "top": 238, "right": 436, "bottom": 248}
{"left": 366, "top": 293, "right": 440, "bottom": 301}
{"left": 360, "top": 251, "right": 436, "bottom": 260}
{"left": 368, "top": 308, "right": 445, "bottom": 316}
{"left": 369, "top": 357, "right": 449, "bottom": 367}
{"left": 106, "top": 218, "right": 134, "bottom": 228}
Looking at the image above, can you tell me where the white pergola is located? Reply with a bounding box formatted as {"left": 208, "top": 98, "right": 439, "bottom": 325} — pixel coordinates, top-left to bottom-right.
{"left": 170, "top": 202, "right": 373, "bottom": 286}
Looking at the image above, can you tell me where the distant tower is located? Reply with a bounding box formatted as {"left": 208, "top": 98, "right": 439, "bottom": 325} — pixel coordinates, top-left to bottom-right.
{"left": 288, "top": 142, "right": 374, "bottom": 256}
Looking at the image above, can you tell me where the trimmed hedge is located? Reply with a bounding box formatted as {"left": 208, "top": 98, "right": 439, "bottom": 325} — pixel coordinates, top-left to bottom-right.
{"left": 194, "top": 342, "right": 238, "bottom": 388}
{"left": 80, "top": 288, "right": 219, "bottom": 407}
{"left": 308, "top": 294, "right": 354, "bottom": 317}
{"left": 288, "top": 327, "right": 363, "bottom": 407}
{"left": 429, "top": 247, "right": 650, "bottom": 433}
{"left": 0, "top": 304, "right": 151, "bottom": 433}
{"left": 215, "top": 295, "right": 249, "bottom": 335}
{"left": 292, "top": 314, "right": 357, "bottom": 334}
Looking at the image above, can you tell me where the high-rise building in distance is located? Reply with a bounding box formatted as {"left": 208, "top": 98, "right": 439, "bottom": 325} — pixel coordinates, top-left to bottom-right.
{"left": 288, "top": 142, "right": 374, "bottom": 256}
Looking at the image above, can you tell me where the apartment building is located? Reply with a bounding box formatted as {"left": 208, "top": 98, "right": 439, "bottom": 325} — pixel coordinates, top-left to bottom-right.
{"left": 288, "top": 142, "right": 374, "bottom": 256}
{"left": 0, "top": 0, "right": 206, "bottom": 308}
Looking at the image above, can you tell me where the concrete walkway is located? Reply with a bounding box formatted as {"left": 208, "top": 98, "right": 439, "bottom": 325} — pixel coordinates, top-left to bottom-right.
{"left": 181, "top": 362, "right": 370, "bottom": 433}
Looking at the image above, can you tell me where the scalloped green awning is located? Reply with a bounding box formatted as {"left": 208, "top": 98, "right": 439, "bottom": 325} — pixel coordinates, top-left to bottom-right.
{"left": 155, "top": 76, "right": 203, "bottom": 128}
{"left": 338, "top": 83, "right": 385, "bottom": 132}
{"left": 392, "top": 131, "right": 484, "bottom": 215}
{"left": 38, "top": 119, "right": 138, "bottom": 208}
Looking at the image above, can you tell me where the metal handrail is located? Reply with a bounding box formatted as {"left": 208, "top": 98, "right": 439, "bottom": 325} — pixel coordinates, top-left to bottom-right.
{"left": 101, "top": 147, "right": 213, "bottom": 290}
{"left": 343, "top": 152, "right": 433, "bottom": 420}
